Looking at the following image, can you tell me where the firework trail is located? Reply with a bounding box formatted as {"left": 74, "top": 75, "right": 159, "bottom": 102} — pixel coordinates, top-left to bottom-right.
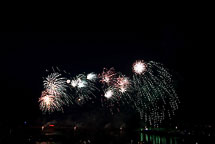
{"left": 132, "top": 60, "right": 179, "bottom": 126}
{"left": 67, "top": 73, "right": 99, "bottom": 105}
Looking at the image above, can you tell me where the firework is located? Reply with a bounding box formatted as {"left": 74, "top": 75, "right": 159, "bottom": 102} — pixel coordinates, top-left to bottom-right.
{"left": 111, "top": 74, "right": 134, "bottom": 105}
{"left": 39, "top": 90, "right": 64, "bottom": 113}
{"left": 75, "top": 96, "right": 86, "bottom": 105}
{"left": 101, "top": 87, "right": 121, "bottom": 115}
{"left": 70, "top": 79, "right": 78, "bottom": 87}
{"left": 44, "top": 73, "right": 66, "bottom": 90}
{"left": 99, "top": 70, "right": 132, "bottom": 115}
{"left": 39, "top": 60, "right": 179, "bottom": 127}
{"left": 39, "top": 73, "right": 70, "bottom": 113}
{"left": 67, "top": 73, "right": 98, "bottom": 104}
{"left": 43, "top": 73, "right": 69, "bottom": 102}
{"left": 99, "top": 68, "right": 117, "bottom": 86}
{"left": 115, "top": 75, "right": 130, "bottom": 93}
{"left": 104, "top": 88, "right": 114, "bottom": 99}
{"left": 66, "top": 79, "right": 71, "bottom": 84}
{"left": 133, "top": 60, "right": 147, "bottom": 74}
{"left": 132, "top": 60, "right": 179, "bottom": 126}
{"left": 99, "top": 68, "right": 120, "bottom": 101}
{"left": 98, "top": 68, "right": 134, "bottom": 114}
{"left": 87, "top": 73, "right": 97, "bottom": 81}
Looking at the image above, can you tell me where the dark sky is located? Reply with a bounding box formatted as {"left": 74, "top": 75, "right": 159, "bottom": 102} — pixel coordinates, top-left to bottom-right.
{"left": 0, "top": 17, "right": 211, "bottom": 126}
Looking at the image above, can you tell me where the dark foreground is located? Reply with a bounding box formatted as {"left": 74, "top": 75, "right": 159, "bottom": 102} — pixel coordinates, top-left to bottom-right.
{"left": 1, "top": 126, "right": 215, "bottom": 144}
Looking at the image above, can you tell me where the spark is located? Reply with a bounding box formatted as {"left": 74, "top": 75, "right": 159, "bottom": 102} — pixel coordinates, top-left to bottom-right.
{"left": 115, "top": 76, "right": 130, "bottom": 93}
{"left": 43, "top": 95, "right": 53, "bottom": 105}
{"left": 132, "top": 60, "right": 179, "bottom": 126}
{"left": 67, "top": 74, "right": 99, "bottom": 104}
{"left": 133, "top": 60, "right": 147, "bottom": 74}
{"left": 41, "top": 73, "right": 71, "bottom": 112}
{"left": 77, "top": 79, "right": 87, "bottom": 88}
{"left": 43, "top": 73, "right": 67, "bottom": 97}
{"left": 87, "top": 73, "right": 97, "bottom": 81}
{"left": 99, "top": 68, "right": 117, "bottom": 86}
{"left": 66, "top": 79, "right": 71, "bottom": 84}
{"left": 39, "top": 60, "right": 179, "bottom": 126}
{"left": 71, "top": 79, "right": 78, "bottom": 87}
{"left": 38, "top": 90, "right": 64, "bottom": 113}
{"left": 104, "top": 89, "right": 114, "bottom": 99}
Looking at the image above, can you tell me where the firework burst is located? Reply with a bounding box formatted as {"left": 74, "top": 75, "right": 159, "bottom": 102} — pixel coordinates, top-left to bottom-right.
{"left": 132, "top": 60, "right": 179, "bottom": 126}
{"left": 115, "top": 75, "right": 130, "bottom": 93}
{"left": 43, "top": 73, "right": 69, "bottom": 103}
{"left": 133, "top": 60, "right": 147, "bottom": 74}
{"left": 39, "top": 73, "right": 70, "bottom": 113}
{"left": 87, "top": 72, "right": 97, "bottom": 81}
{"left": 113, "top": 75, "right": 133, "bottom": 105}
{"left": 39, "top": 90, "right": 64, "bottom": 113}
{"left": 67, "top": 73, "right": 98, "bottom": 104}
{"left": 99, "top": 69, "right": 132, "bottom": 114}
{"left": 99, "top": 68, "right": 120, "bottom": 102}
{"left": 101, "top": 87, "right": 121, "bottom": 115}
{"left": 104, "top": 88, "right": 114, "bottom": 99}
{"left": 39, "top": 60, "right": 179, "bottom": 126}
{"left": 99, "top": 68, "right": 117, "bottom": 86}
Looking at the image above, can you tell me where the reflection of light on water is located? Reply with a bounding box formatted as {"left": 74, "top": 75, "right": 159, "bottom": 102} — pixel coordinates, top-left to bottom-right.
{"left": 36, "top": 142, "right": 58, "bottom": 144}
{"left": 141, "top": 134, "right": 178, "bottom": 144}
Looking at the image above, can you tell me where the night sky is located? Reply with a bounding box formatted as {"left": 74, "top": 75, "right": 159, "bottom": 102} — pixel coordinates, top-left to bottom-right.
{"left": 0, "top": 17, "right": 212, "bottom": 127}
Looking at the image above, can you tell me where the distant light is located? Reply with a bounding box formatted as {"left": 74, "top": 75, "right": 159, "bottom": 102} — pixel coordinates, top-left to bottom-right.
{"left": 49, "top": 125, "right": 55, "bottom": 127}
{"left": 24, "top": 121, "right": 27, "bottom": 125}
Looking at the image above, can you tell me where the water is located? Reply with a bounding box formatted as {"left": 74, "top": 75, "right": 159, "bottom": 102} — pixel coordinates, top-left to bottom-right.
{"left": 31, "top": 134, "right": 215, "bottom": 144}
{"left": 2, "top": 128, "right": 214, "bottom": 144}
{"left": 33, "top": 133, "right": 215, "bottom": 144}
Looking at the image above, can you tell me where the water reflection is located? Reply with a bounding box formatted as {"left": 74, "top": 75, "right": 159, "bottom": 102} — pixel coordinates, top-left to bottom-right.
{"left": 36, "top": 142, "right": 58, "bottom": 144}
{"left": 140, "top": 133, "right": 179, "bottom": 144}
{"left": 5, "top": 127, "right": 214, "bottom": 144}
{"left": 33, "top": 134, "right": 201, "bottom": 144}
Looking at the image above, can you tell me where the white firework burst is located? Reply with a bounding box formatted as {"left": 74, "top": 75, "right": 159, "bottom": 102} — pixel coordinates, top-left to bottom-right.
{"left": 133, "top": 60, "right": 147, "bottom": 74}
